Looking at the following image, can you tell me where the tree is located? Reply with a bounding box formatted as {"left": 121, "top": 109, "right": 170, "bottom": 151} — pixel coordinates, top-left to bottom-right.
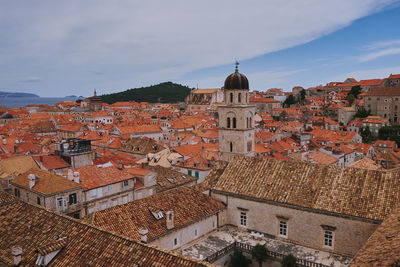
{"left": 348, "top": 85, "right": 362, "bottom": 98}
{"left": 360, "top": 127, "right": 373, "bottom": 143}
{"left": 346, "top": 94, "right": 355, "bottom": 106}
{"left": 281, "top": 254, "right": 298, "bottom": 267}
{"left": 298, "top": 89, "right": 306, "bottom": 105}
{"left": 283, "top": 95, "right": 296, "bottom": 107}
{"left": 355, "top": 108, "right": 371, "bottom": 118}
{"left": 378, "top": 126, "right": 400, "bottom": 146}
{"left": 251, "top": 243, "right": 269, "bottom": 267}
{"left": 229, "top": 249, "right": 251, "bottom": 267}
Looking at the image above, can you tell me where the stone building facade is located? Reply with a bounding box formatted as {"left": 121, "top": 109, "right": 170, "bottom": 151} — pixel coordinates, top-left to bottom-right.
{"left": 209, "top": 156, "right": 400, "bottom": 258}
{"left": 185, "top": 88, "right": 224, "bottom": 111}
{"left": 364, "top": 86, "right": 400, "bottom": 125}
{"left": 218, "top": 63, "right": 256, "bottom": 161}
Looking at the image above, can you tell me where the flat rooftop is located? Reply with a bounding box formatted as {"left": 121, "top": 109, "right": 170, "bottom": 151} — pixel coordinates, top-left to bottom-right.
{"left": 178, "top": 226, "right": 351, "bottom": 267}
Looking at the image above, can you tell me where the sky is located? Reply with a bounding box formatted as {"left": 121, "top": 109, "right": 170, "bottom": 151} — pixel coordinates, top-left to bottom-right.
{"left": 1, "top": 1, "right": 400, "bottom": 97}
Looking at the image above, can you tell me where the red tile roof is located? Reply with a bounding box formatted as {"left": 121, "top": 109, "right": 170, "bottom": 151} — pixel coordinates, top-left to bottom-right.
{"left": 66, "top": 165, "right": 133, "bottom": 190}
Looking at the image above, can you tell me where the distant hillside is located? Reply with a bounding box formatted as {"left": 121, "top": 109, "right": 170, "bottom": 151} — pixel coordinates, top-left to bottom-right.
{"left": 0, "top": 91, "right": 39, "bottom": 98}
{"left": 101, "top": 82, "right": 193, "bottom": 104}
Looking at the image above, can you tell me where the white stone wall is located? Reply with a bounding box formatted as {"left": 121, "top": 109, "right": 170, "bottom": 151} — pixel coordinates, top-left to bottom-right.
{"left": 150, "top": 211, "right": 226, "bottom": 250}
{"left": 211, "top": 192, "right": 379, "bottom": 257}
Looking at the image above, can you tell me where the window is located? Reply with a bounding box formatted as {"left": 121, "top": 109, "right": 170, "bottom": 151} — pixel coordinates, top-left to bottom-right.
{"left": 88, "top": 207, "right": 94, "bottom": 214}
{"left": 174, "top": 237, "right": 178, "bottom": 246}
{"left": 122, "top": 180, "right": 129, "bottom": 188}
{"left": 69, "top": 193, "right": 77, "bottom": 205}
{"left": 212, "top": 221, "right": 216, "bottom": 228}
{"left": 101, "top": 202, "right": 107, "bottom": 210}
{"left": 230, "top": 93, "right": 233, "bottom": 103}
{"left": 227, "top": 117, "right": 231, "bottom": 128}
{"left": 188, "top": 170, "right": 192, "bottom": 176}
{"left": 195, "top": 171, "right": 199, "bottom": 178}
{"left": 230, "top": 142, "right": 233, "bottom": 152}
{"left": 233, "top": 117, "right": 237, "bottom": 128}
{"left": 149, "top": 188, "right": 153, "bottom": 195}
{"left": 194, "top": 229, "right": 198, "bottom": 237}
{"left": 324, "top": 230, "right": 334, "bottom": 248}
{"left": 247, "top": 141, "right": 252, "bottom": 152}
{"left": 56, "top": 197, "right": 64, "bottom": 210}
{"left": 14, "top": 188, "right": 20, "bottom": 198}
{"left": 240, "top": 212, "right": 247, "bottom": 226}
{"left": 122, "top": 195, "right": 128, "bottom": 204}
{"left": 25, "top": 192, "right": 29, "bottom": 202}
{"left": 279, "top": 220, "right": 288, "bottom": 237}
{"left": 238, "top": 93, "right": 242, "bottom": 103}
{"left": 37, "top": 197, "right": 41, "bottom": 205}
{"left": 112, "top": 199, "right": 118, "bottom": 206}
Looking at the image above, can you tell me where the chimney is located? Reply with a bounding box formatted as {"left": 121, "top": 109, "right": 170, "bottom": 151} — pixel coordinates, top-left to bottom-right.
{"left": 73, "top": 171, "right": 80, "bottom": 183}
{"left": 139, "top": 227, "right": 148, "bottom": 243}
{"left": 67, "top": 169, "right": 74, "bottom": 181}
{"left": 28, "top": 174, "right": 36, "bottom": 189}
{"left": 11, "top": 245, "right": 22, "bottom": 266}
{"left": 118, "top": 160, "right": 123, "bottom": 170}
{"left": 166, "top": 210, "right": 174, "bottom": 230}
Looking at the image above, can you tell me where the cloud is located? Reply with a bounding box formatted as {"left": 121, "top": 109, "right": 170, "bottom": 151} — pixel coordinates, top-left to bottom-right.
{"left": 363, "top": 39, "right": 400, "bottom": 50}
{"left": 358, "top": 38, "right": 400, "bottom": 62}
{"left": 18, "top": 76, "right": 42, "bottom": 83}
{"left": 358, "top": 47, "right": 400, "bottom": 62}
{"left": 0, "top": 0, "right": 396, "bottom": 95}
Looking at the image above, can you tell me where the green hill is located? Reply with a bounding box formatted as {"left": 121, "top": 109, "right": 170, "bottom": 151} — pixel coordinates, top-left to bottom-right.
{"left": 101, "top": 82, "right": 193, "bottom": 104}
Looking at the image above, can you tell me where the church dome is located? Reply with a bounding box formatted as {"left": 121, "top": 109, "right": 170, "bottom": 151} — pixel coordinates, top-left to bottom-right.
{"left": 224, "top": 63, "right": 249, "bottom": 90}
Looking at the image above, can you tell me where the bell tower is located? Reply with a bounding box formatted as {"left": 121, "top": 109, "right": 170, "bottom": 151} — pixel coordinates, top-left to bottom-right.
{"left": 218, "top": 62, "right": 255, "bottom": 161}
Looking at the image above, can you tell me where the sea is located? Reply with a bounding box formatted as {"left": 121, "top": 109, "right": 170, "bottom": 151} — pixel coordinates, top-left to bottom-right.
{"left": 0, "top": 97, "right": 80, "bottom": 108}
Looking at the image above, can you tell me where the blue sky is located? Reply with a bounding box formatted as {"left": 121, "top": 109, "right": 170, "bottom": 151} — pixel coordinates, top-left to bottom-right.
{"left": 1, "top": 1, "right": 400, "bottom": 97}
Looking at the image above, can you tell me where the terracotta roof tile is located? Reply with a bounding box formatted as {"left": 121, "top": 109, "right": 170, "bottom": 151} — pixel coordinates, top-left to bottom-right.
{"left": 12, "top": 169, "right": 81, "bottom": 195}
{"left": 66, "top": 165, "right": 133, "bottom": 191}
{"left": 349, "top": 206, "right": 400, "bottom": 266}
{"left": 213, "top": 156, "right": 400, "bottom": 221}
{"left": 87, "top": 186, "right": 225, "bottom": 241}
{"left": 0, "top": 191, "right": 212, "bottom": 266}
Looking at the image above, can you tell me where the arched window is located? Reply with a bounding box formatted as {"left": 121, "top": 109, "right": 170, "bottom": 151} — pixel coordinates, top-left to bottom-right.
{"left": 238, "top": 93, "right": 242, "bottom": 103}
{"left": 233, "top": 117, "right": 237, "bottom": 128}
{"left": 230, "top": 142, "right": 233, "bottom": 152}
{"left": 246, "top": 93, "right": 248, "bottom": 103}
{"left": 230, "top": 93, "right": 233, "bottom": 103}
{"left": 227, "top": 117, "right": 231, "bottom": 128}
{"left": 249, "top": 118, "right": 252, "bottom": 128}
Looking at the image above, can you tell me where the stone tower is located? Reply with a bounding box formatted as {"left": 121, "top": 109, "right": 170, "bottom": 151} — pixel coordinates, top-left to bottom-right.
{"left": 218, "top": 62, "right": 255, "bottom": 161}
